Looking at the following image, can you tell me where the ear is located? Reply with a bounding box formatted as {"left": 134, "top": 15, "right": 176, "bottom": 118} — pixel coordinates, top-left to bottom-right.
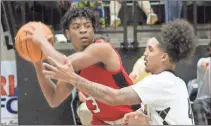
{"left": 161, "top": 53, "right": 169, "bottom": 63}
{"left": 65, "top": 29, "right": 70, "bottom": 40}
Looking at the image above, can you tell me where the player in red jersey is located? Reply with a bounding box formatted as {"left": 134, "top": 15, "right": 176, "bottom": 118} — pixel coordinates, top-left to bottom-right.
{"left": 23, "top": 7, "right": 134, "bottom": 125}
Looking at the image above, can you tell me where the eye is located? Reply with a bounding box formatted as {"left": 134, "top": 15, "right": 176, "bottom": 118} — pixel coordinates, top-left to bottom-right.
{"left": 85, "top": 24, "right": 91, "bottom": 28}
{"left": 148, "top": 47, "right": 153, "bottom": 52}
{"left": 72, "top": 25, "right": 79, "bottom": 29}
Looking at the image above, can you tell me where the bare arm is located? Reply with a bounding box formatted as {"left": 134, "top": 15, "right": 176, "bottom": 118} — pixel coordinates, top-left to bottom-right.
{"left": 23, "top": 22, "right": 66, "bottom": 64}
{"left": 39, "top": 39, "right": 66, "bottom": 64}
{"left": 24, "top": 23, "right": 117, "bottom": 70}
{"left": 25, "top": 21, "right": 118, "bottom": 71}
{"left": 33, "top": 42, "right": 116, "bottom": 108}
{"left": 67, "top": 42, "right": 119, "bottom": 72}
{"left": 70, "top": 74, "right": 141, "bottom": 106}
{"left": 42, "top": 55, "right": 141, "bottom": 106}
{"left": 34, "top": 62, "right": 73, "bottom": 108}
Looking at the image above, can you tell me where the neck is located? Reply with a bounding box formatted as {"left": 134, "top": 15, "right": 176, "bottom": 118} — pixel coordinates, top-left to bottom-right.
{"left": 153, "top": 63, "right": 176, "bottom": 74}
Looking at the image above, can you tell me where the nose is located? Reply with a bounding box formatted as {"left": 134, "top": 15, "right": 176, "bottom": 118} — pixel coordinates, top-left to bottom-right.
{"left": 79, "top": 26, "right": 87, "bottom": 34}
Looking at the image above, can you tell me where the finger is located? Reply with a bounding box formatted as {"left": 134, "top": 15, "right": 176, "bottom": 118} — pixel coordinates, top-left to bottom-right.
{"left": 135, "top": 111, "right": 150, "bottom": 120}
{"left": 27, "top": 22, "right": 36, "bottom": 31}
{"left": 50, "top": 57, "right": 62, "bottom": 68}
{"left": 21, "top": 34, "right": 32, "bottom": 41}
{"left": 22, "top": 27, "right": 35, "bottom": 35}
{"left": 123, "top": 116, "right": 129, "bottom": 123}
{"left": 47, "top": 57, "right": 58, "bottom": 67}
{"left": 122, "top": 116, "right": 128, "bottom": 123}
{"left": 64, "top": 55, "right": 68, "bottom": 64}
{"left": 47, "top": 34, "right": 53, "bottom": 40}
{"left": 122, "top": 118, "right": 128, "bottom": 125}
{"left": 45, "top": 74, "right": 57, "bottom": 80}
{"left": 67, "top": 60, "right": 74, "bottom": 71}
{"left": 43, "top": 63, "right": 58, "bottom": 72}
{"left": 23, "top": 23, "right": 36, "bottom": 34}
{"left": 123, "top": 113, "right": 133, "bottom": 123}
{"left": 123, "top": 121, "right": 128, "bottom": 125}
{"left": 43, "top": 70, "right": 56, "bottom": 77}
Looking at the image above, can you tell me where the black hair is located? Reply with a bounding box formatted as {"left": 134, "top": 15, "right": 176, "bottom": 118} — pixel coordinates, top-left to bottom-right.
{"left": 156, "top": 19, "right": 197, "bottom": 63}
{"left": 61, "top": 7, "right": 99, "bottom": 35}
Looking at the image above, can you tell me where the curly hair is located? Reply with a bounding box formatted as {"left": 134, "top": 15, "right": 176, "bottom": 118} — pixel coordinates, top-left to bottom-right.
{"left": 156, "top": 19, "right": 197, "bottom": 63}
{"left": 61, "top": 7, "right": 99, "bottom": 34}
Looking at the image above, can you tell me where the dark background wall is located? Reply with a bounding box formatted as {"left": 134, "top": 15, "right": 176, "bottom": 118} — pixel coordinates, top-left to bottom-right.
{"left": 17, "top": 46, "right": 208, "bottom": 125}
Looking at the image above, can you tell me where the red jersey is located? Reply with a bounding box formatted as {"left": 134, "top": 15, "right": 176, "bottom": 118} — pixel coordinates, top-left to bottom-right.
{"left": 79, "top": 40, "right": 134, "bottom": 123}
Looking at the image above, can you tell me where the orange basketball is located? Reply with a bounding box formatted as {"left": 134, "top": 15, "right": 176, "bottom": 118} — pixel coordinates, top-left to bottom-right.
{"left": 15, "top": 22, "right": 54, "bottom": 62}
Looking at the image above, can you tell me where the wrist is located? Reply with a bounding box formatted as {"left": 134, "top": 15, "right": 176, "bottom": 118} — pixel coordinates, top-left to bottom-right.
{"left": 33, "top": 61, "right": 43, "bottom": 71}
{"left": 33, "top": 61, "right": 42, "bottom": 67}
{"left": 69, "top": 72, "right": 78, "bottom": 86}
{"left": 37, "top": 38, "right": 48, "bottom": 47}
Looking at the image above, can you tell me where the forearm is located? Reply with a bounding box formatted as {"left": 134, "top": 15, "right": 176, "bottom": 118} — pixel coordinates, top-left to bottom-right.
{"left": 69, "top": 74, "right": 140, "bottom": 106}
{"left": 69, "top": 74, "right": 117, "bottom": 105}
{"left": 40, "top": 39, "right": 66, "bottom": 64}
{"left": 34, "top": 62, "right": 57, "bottom": 107}
{"left": 67, "top": 53, "right": 88, "bottom": 72}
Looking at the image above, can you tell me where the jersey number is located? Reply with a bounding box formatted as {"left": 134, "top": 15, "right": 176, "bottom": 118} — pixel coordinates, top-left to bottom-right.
{"left": 87, "top": 96, "right": 100, "bottom": 113}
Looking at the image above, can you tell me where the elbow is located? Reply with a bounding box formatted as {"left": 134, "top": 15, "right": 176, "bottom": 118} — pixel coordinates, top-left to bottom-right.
{"left": 106, "top": 100, "right": 118, "bottom": 106}
{"left": 49, "top": 103, "right": 59, "bottom": 108}
{"left": 48, "top": 100, "right": 61, "bottom": 108}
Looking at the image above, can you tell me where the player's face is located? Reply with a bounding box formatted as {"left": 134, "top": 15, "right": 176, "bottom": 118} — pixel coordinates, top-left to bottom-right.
{"left": 66, "top": 17, "right": 95, "bottom": 51}
{"left": 143, "top": 38, "right": 165, "bottom": 73}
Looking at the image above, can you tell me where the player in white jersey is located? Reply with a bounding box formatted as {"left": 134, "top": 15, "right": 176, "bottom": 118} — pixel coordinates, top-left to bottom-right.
{"left": 41, "top": 19, "right": 197, "bottom": 125}
{"left": 128, "top": 71, "right": 195, "bottom": 125}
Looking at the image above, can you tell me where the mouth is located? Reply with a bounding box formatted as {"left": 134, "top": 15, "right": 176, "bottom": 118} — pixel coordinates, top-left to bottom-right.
{"left": 144, "top": 57, "right": 147, "bottom": 66}
{"left": 80, "top": 37, "right": 89, "bottom": 41}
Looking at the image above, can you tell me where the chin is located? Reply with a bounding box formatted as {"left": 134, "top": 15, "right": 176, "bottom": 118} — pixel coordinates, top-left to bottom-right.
{"left": 145, "top": 68, "right": 150, "bottom": 73}
{"left": 81, "top": 45, "right": 89, "bottom": 51}
{"left": 145, "top": 66, "right": 151, "bottom": 73}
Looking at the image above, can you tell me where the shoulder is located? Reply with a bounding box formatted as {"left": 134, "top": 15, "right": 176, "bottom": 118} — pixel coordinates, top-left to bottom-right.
{"left": 142, "top": 72, "right": 181, "bottom": 86}
{"left": 86, "top": 41, "right": 114, "bottom": 52}
{"left": 159, "top": 72, "right": 187, "bottom": 89}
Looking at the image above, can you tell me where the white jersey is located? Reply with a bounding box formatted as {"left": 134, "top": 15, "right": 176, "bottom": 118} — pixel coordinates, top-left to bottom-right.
{"left": 132, "top": 71, "right": 194, "bottom": 125}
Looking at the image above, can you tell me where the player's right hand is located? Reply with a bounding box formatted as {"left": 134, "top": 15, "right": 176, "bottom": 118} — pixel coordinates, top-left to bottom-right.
{"left": 22, "top": 22, "right": 53, "bottom": 46}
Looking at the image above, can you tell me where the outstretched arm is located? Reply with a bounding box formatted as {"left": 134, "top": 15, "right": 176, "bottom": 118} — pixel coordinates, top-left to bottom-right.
{"left": 42, "top": 57, "right": 141, "bottom": 106}
{"left": 72, "top": 74, "right": 141, "bottom": 106}
{"left": 34, "top": 62, "right": 73, "bottom": 108}
{"left": 23, "top": 22, "right": 118, "bottom": 72}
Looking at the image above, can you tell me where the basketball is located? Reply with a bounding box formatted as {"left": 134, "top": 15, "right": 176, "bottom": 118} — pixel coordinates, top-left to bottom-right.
{"left": 15, "top": 22, "right": 54, "bottom": 62}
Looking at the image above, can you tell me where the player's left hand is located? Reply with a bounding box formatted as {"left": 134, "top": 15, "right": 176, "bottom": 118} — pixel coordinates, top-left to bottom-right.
{"left": 122, "top": 110, "right": 150, "bottom": 125}
{"left": 42, "top": 56, "right": 76, "bottom": 83}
